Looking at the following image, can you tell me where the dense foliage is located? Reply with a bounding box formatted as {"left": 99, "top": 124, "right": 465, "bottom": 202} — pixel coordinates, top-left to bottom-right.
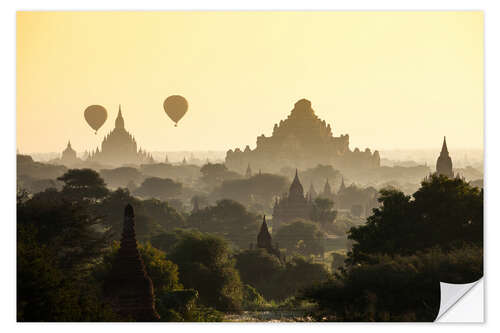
{"left": 301, "top": 175, "right": 484, "bottom": 321}
{"left": 274, "top": 221, "right": 325, "bottom": 257}
{"left": 152, "top": 229, "right": 244, "bottom": 312}
{"left": 17, "top": 163, "right": 483, "bottom": 322}
{"left": 186, "top": 199, "right": 260, "bottom": 249}
{"left": 213, "top": 173, "right": 288, "bottom": 212}
{"left": 17, "top": 190, "right": 117, "bottom": 321}
{"left": 348, "top": 174, "right": 483, "bottom": 263}
{"left": 94, "top": 241, "right": 222, "bottom": 321}
{"left": 302, "top": 246, "right": 483, "bottom": 321}
{"left": 235, "top": 249, "right": 330, "bottom": 301}
{"left": 134, "top": 177, "right": 183, "bottom": 200}
{"left": 95, "top": 188, "right": 185, "bottom": 241}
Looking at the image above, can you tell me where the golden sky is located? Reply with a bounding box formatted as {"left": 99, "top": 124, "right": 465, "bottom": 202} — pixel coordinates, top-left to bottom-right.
{"left": 17, "top": 11, "right": 483, "bottom": 154}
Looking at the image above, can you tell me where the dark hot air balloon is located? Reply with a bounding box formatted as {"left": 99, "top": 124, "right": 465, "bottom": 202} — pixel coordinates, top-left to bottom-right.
{"left": 163, "top": 95, "right": 188, "bottom": 127}
{"left": 84, "top": 105, "right": 107, "bottom": 134}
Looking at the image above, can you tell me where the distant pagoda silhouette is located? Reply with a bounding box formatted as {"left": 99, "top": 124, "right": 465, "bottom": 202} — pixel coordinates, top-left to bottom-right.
{"left": 257, "top": 215, "right": 281, "bottom": 258}
{"left": 87, "top": 105, "right": 154, "bottom": 166}
{"left": 272, "top": 169, "right": 313, "bottom": 231}
{"left": 104, "top": 204, "right": 160, "bottom": 321}
{"left": 225, "top": 99, "right": 380, "bottom": 173}
{"left": 436, "top": 136, "right": 453, "bottom": 178}
{"left": 59, "top": 140, "right": 80, "bottom": 166}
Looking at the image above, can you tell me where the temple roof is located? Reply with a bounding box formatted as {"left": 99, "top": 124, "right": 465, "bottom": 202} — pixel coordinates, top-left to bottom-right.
{"left": 290, "top": 169, "right": 304, "bottom": 196}
{"left": 257, "top": 215, "right": 272, "bottom": 249}
{"left": 63, "top": 140, "right": 75, "bottom": 153}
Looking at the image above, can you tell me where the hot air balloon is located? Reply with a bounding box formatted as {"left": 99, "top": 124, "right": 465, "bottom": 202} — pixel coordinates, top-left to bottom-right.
{"left": 163, "top": 95, "right": 188, "bottom": 127}
{"left": 84, "top": 105, "right": 107, "bottom": 134}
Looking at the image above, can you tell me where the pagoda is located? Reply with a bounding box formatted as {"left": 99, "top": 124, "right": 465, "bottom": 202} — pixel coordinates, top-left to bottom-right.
{"left": 104, "top": 204, "right": 160, "bottom": 321}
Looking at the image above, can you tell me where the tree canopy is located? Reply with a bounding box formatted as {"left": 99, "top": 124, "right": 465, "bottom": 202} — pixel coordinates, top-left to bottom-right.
{"left": 134, "top": 177, "right": 182, "bottom": 200}
{"left": 168, "top": 231, "right": 244, "bottom": 311}
{"left": 274, "top": 221, "right": 325, "bottom": 257}
{"left": 17, "top": 191, "right": 116, "bottom": 321}
{"left": 348, "top": 174, "right": 483, "bottom": 263}
{"left": 186, "top": 199, "right": 260, "bottom": 249}
{"left": 57, "top": 168, "right": 109, "bottom": 201}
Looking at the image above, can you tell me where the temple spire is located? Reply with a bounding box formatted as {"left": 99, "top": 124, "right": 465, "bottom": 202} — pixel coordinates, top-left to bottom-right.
{"left": 256, "top": 215, "right": 281, "bottom": 258}
{"left": 441, "top": 136, "right": 449, "bottom": 155}
{"left": 257, "top": 215, "right": 272, "bottom": 249}
{"left": 103, "top": 204, "right": 160, "bottom": 321}
{"left": 436, "top": 136, "right": 453, "bottom": 178}
{"left": 115, "top": 105, "right": 125, "bottom": 129}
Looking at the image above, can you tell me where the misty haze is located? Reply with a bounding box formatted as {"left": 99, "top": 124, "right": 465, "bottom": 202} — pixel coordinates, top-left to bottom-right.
{"left": 17, "top": 11, "right": 483, "bottom": 322}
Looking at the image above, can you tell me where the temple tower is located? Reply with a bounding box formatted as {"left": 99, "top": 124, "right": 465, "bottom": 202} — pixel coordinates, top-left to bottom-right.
{"left": 322, "top": 178, "right": 333, "bottom": 199}
{"left": 61, "top": 140, "right": 78, "bottom": 165}
{"left": 104, "top": 204, "right": 160, "bottom": 321}
{"left": 272, "top": 170, "right": 312, "bottom": 231}
{"left": 339, "top": 177, "right": 346, "bottom": 193}
{"left": 257, "top": 215, "right": 280, "bottom": 258}
{"left": 257, "top": 215, "right": 273, "bottom": 250}
{"left": 289, "top": 169, "right": 305, "bottom": 201}
{"left": 436, "top": 136, "right": 453, "bottom": 178}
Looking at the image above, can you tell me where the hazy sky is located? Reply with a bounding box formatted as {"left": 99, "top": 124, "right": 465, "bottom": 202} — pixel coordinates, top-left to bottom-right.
{"left": 17, "top": 11, "right": 483, "bottom": 154}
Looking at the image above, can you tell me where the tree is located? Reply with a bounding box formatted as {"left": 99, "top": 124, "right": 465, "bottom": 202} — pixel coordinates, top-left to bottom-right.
{"left": 134, "top": 177, "right": 182, "bottom": 200}
{"left": 200, "top": 163, "right": 241, "bottom": 189}
{"left": 348, "top": 175, "right": 483, "bottom": 264}
{"left": 168, "top": 231, "right": 244, "bottom": 311}
{"left": 213, "top": 173, "right": 288, "bottom": 210}
{"left": 100, "top": 167, "right": 142, "bottom": 189}
{"left": 234, "top": 249, "right": 283, "bottom": 299}
{"left": 337, "top": 184, "right": 377, "bottom": 211}
{"left": 94, "top": 241, "right": 221, "bottom": 321}
{"left": 330, "top": 252, "right": 347, "bottom": 271}
{"left": 309, "top": 198, "right": 337, "bottom": 228}
{"left": 301, "top": 246, "right": 483, "bottom": 321}
{"left": 187, "top": 199, "right": 260, "bottom": 249}
{"left": 140, "top": 198, "right": 185, "bottom": 231}
{"left": 299, "top": 164, "right": 341, "bottom": 191}
{"left": 150, "top": 229, "right": 194, "bottom": 255}
{"left": 167, "top": 198, "right": 186, "bottom": 213}
{"left": 280, "top": 256, "right": 330, "bottom": 299}
{"left": 17, "top": 154, "right": 67, "bottom": 180}
{"left": 96, "top": 188, "right": 184, "bottom": 241}
{"left": 18, "top": 188, "right": 111, "bottom": 271}
{"left": 412, "top": 174, "right": 483, "bottom": 247}
{"left": 57, "top": 168, "right": 109, "bottom": 201}
{"left": 274, "top": 221, "right": 325, "bottom": 257}
{"left": 299, "top": 175, "right": 483, "bottom": 322}
{"left": 17, "top": 192, "right": 117, "bottom": 321}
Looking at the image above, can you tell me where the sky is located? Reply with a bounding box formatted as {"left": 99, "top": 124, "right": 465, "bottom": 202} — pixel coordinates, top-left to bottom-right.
{"left": 17, "top": 11, "right": 483, "bottom": 154}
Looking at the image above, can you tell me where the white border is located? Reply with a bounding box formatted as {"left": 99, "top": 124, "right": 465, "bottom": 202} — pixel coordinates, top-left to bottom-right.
{"left": 2, "top": 0, "right": 498, "bottom": 332}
